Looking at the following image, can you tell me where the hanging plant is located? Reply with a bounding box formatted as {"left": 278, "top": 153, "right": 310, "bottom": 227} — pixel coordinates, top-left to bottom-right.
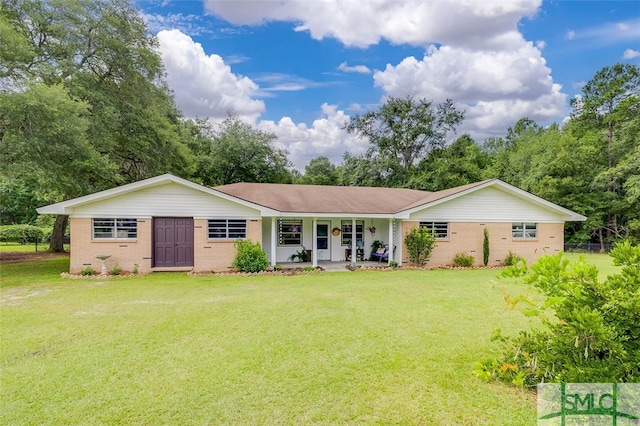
{"left": 367, "top": 221, "right": 376, "bottom": 236}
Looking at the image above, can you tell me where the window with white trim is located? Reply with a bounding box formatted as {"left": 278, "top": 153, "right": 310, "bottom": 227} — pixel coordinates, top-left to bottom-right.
{"left": 420, "top": 222, "right": 449, "bottom": 239}
{"left": 341, "top": 220, "right": 364, "bottom": 246}
{"left": 93, "top": 218, "right": 137, "bottom": 239}
{"left": 279, "top": 219, "right": 302, "bottom": 246}
{"left": 208, "top": 219, "right": 247, "bottom": 239}
{"left": 512, "top": 222, "right": 537, "bottom": 239}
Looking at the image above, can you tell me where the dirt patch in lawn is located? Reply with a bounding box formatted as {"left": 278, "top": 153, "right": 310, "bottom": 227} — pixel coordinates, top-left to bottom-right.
{"left": 0, "top": 251, "right": 70, "bottom": 264}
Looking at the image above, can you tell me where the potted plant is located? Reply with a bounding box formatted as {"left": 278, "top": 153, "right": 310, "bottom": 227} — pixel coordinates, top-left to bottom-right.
{"left": 289, "top": 246, "right": 311, "bottom": 262}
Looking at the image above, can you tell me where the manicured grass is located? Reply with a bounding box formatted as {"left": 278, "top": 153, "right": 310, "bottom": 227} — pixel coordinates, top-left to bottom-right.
{"left": 564, "top": 251, "right": 619, "bottom": 278}
{"left": 0, "top": 243, "right": 70, "bottom": 253}
{"left": 0, "top": 253, "right": 619, "bottom": 424}
{"left": 0, "top": 243, "right": 47, "bottom": 252}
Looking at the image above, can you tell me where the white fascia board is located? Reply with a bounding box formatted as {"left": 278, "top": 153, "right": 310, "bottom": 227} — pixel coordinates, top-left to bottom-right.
{"left": 36, "top": 174, "right": 279, "bottom": 216}
{"left": 267, "top": 212, "right": 396, "bottom": 219}
{"left": 397, "top": 179, "right": 587, "bottom": 221}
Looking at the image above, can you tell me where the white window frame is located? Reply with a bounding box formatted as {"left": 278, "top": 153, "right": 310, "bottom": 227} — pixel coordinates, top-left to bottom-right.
{"left": 208, "top": 219, "right": 247, "bottom": 239}
{"left": 278, "top": 219, "right": 302, "bottom": 246}
{"left": 512, "top": 222, "right": 537, "bottom": 239}
{"left": 92, "top": 218, "right": 137, "bottom": 239}
{"left": 420, "top": 221, "right": 449, "bottom": 239}
{"left": 341, "top": 220, "right": 364, "bottom": 246}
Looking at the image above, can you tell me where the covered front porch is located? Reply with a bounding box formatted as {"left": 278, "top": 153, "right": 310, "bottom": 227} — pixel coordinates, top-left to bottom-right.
{"left": 261, "top": 216, "right": 402, "bottom": 267}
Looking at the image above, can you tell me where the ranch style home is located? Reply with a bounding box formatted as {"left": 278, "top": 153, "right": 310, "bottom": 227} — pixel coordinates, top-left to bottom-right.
{"left": 37, "top": 174, "right": 586, "bottom": 274}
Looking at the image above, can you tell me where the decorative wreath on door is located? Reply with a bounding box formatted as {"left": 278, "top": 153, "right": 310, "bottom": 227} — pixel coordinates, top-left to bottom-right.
{"left": 331, "top": 227, "right": 341, "bottom": 236}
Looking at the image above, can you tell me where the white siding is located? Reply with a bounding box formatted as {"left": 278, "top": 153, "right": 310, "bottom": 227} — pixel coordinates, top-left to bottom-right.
{"left": 409, "top": 186, "right": 565, "bottom": 222}
{"left": 71, "top": 182, "right": 261, "bottom": 218}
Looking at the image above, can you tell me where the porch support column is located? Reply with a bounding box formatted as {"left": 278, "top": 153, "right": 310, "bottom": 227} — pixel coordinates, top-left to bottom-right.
{"left": 270, "top": 217, "right": 277, "bottom": 267}
{"left": 312, "top": 217, "right": 318, "bottom": 267}
{"left": 351, "top": 218, "right": 357, "bottom": 264}
{"left": 388, "top": 218, "right": 394, "bottom": 265}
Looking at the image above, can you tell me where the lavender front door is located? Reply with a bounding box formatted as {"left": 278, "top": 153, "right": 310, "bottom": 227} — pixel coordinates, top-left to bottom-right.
{"left": 154, "top": 218, "right": 194, "bottom": 267}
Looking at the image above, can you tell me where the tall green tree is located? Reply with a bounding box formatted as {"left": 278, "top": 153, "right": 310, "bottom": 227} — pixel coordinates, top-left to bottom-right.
{"left": 568, "top": 63, "right": 640, "bottom": 243}
{"left": 409, "top": 134, "right": 488, "bottom": 190}
{"left": 570, "top": 63, "right": 639, "bottom": 170}
{"left": 482, "top": 117, "right": 546, "bottom": 188}
{"left": 193, "top": 115, "right": 293, "bottom": 186}
{"left": 299, "top": 156, "right": 339, "bottom": 185}
{"left": 1, "top": 0, "right": 195, "bottom": 250}
{"left": 345, "top": 96, "right": 465, "bottom": 186}
{"left": 0, "top": 84, "right": 116, "bottom": 247}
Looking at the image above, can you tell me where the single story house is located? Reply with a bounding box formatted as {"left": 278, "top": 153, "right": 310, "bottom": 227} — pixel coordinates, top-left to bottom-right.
{"left": 37, "top": 174, "right": 586, "bottom": 274}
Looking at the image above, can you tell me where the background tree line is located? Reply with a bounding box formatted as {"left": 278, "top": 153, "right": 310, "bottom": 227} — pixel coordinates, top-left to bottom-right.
{"left": 1, "top": 0, "right": 638, "bottom": 249}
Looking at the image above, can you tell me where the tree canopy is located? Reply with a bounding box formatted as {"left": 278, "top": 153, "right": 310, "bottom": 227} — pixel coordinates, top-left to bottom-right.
{"left": 345, "top": 96, "right": 465, "bottom": 186}
{"left": 192, "top": 115, "right": 293, "bottom": 186}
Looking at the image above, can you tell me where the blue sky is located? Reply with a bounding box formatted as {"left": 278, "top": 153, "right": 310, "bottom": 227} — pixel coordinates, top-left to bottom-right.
{"left": 138, "top": 0, "right": 640, "bottom": 170}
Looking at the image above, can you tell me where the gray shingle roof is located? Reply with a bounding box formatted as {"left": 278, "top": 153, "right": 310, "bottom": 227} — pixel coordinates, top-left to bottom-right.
{"left": 213, "top": 180, "right": 491, "bottom": 214}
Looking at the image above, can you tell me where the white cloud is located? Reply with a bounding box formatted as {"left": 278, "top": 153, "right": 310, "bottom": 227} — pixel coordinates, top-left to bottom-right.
{"left": 204, "top": 0, "right": 542, "bottom": 48}
{"left": 338, "top": 62, "right": 372, "bottom": 74}
{"left": 566, "top": 30, "right": 575, "bottom": 40}
{"left": 224, "top": 54, "right": 251, "bottom": 64}
{"left": 373, "top": 41, "right": 567, "bottom": 138}
{"left": 623, "top": 48, "right": 640, "bottom": 59}
{"left": 252, "top": 73, "right": 316, "bottom": 93}
{"left": 258, "top": 104, "right": 366, "bottom": 170}
{"left": 151, "top": 1, "right": 588, "bottom": 164}
{"left": 565, "top": 18, "right": 640, "bottom": 44}
{"left": 156, "top": 29, "right": 265, "bottom": 121}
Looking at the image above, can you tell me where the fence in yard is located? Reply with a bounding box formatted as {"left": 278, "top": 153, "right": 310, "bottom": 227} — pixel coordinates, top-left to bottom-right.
{"left": 564, "top": 242, "right": 613, "bottom": 253}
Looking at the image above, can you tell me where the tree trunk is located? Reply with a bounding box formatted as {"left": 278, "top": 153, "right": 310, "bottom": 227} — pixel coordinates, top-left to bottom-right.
{"left": 598, "top": 228, "right": 605, "bottom": 253}
{"left": 48, "top": 215, "right": 69, "bottom": 252}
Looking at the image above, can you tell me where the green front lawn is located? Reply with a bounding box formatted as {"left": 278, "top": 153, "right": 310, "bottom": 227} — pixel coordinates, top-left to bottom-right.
{"left": 0, "top": 254, "right": 617, "bottom": 424}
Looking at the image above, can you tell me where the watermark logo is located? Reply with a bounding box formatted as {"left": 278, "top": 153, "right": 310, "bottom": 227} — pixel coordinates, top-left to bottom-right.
{"left": 538, "top": 383, "right": 640, "bottom": 425}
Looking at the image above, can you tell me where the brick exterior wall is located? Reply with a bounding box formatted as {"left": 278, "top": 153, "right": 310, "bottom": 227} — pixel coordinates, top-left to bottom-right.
{"left": 193, "top": 219, "right": 262, "bottom": 273}
{"left": 70, "top": 217, "right": 153, "bottom": 274}
{"left": 401, "top": 221, "right": 564, "bottom": 267}
{"left": 70, "top": 217, "right": 263, "bottom": 274}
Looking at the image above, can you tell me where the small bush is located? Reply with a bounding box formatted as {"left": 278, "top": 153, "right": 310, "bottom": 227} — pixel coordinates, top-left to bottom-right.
{"left": 404, "top": 226, "right": 435, "bottom": 266}
{"left": 80, "top": 266, "right": 95, "bottom": 276}
{"left": 0, "top": 224, "right": 50, "bottom": 244}
{"left": 273, "top": 264, "right": 283, "bottom": 271}
{"left": 132, "top": 264, "right": 139, "bottom": 275}
{"left": 109, "top": 264, "right": 122, "bottom": 275}
{"left": 453, "top": 252, "right": 475, "bottom": 267}
{"left": 502, "top": 251, "right": 522, "bottom": 266}
{"left": 232, "top": 239, "right": 269, "bottom": 272}
{"left": 389, "top": 260, "right": 398, "bottom": 268}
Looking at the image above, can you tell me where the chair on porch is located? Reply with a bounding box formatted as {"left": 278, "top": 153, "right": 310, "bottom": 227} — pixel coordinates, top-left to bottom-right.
{"left": 371, "top": 244, "right": 394, "bottom": 263}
